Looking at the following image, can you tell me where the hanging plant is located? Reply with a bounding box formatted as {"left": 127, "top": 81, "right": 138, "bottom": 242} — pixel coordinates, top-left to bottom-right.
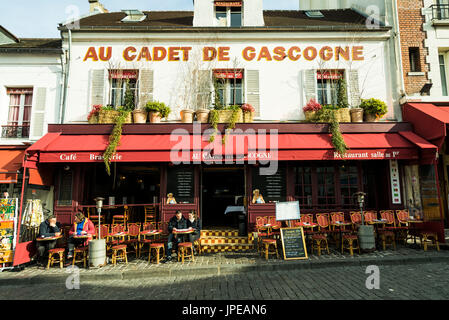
{"left": 311, "top": 108, "right": 347, "bottom": 155}
{"left": 209, "top": 109, "right": 219, "bottom": 142}
{"left": 103, "top": 110, "right": 129, "bottom": 175}
{"left": 222, "top": 105, "right": 241, "bottom": 144}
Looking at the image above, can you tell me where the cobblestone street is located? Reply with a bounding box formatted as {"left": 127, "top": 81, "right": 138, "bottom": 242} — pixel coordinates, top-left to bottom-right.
{"left": 2, "top": 262, "right": 449, "bottom": 300}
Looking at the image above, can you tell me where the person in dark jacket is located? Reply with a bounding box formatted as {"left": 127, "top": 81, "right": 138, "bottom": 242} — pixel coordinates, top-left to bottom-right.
{"left": 37, "top": 215, "right": 62, "bottom": 265}
{"left": 163, "top": 210, "right": 187, "bottom": 262}
{"left": 187, "top": 210, "right": 201, "bottom": 253}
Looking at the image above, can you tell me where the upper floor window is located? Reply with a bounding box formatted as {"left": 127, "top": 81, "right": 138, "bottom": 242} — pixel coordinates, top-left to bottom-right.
{"left": 409, "top": 47, "right": 421, "bottom": 72}
{"left": 213, "top": 69, "right": 243, "bottom": 106}
{"left": 215, "top": 1, "right": 242, "bottom": 27}
{"left": 108, "top": 69, "right": 138, "bottom": 108}
{"left": 2, "top": 88, "right": 33, "bottom": 138}
{"left": 316, "top": 70, "right": 345, "bottom": 106}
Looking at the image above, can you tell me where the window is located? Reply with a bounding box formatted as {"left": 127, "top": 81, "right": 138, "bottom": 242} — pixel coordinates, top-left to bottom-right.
{"left": 215, "top": 3, "right": 242, "bottom": 27}
{"left": 439, "top": 54, "right": 448, "bottom": 96}
{"left": 214, "top": 69, "right": 243, "bottom": 106}
{"left": 316, "top": 70, "right": 344, "bottom": 106}
{"left": 2, "top": 88, "right": 32, "bottom": 138}
{"left": 108, "top": 70, "right": 138, "bottom": 108}
{"left": 57, "top": 169, "right": 73, "bottom": 206}
{"left": 294, "top": 167, "right": 313, "bottom": 207}
{"left": 339, "top": 165, "right": 359, "bottom": 206}
{"left": 317, "top": 166, "right": 336, "bottom": 206}
{"left": 409, "top": 47, "right": 421, "bottom": 72}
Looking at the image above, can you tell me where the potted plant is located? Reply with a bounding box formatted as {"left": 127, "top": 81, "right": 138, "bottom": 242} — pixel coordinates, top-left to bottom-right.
{"left": 145, "top": 101, "right": 171, "bottom": 123}
{"left": 133, "top": 108, "right": 148, "bottom": 123}
{"left": 303, "top": 99, "right": 322, "bottom": 122}
{"left": 241, "top": 103, "right": 255, "bottom": 123}
{"left": 359, "top": 98, "right": 388, "bottom": 122}
{"left": 195, "top": 109, "right": 210, "bottom": 123}
{"left": 336, "top": 77, "right": 351, "bottom": 122}
{"left": 98, "top": 105, "right": 119, "bottom": 124}
{"left": 87, "top": 104, "right": 102, "bottom": 124}
{"left": 180, "top": 108, "right": 194, "bottom": 123}
{"left": 350, "top": 107, "right": 364, "bottom": 122}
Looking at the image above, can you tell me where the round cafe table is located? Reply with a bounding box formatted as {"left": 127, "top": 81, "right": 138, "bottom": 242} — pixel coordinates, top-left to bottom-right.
{"left": 173, "top": 228, "right": 194, "bottom": 242}
{"left": 140, "top": 229, "right": 162, "bottom": 240}
{"left": 36, "top": 235, "right": 62, "bottom": 242}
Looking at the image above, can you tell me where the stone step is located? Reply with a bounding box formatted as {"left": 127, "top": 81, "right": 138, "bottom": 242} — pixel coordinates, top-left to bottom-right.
{"left": 200, "top": 243, "right": 255, "bottom": 253}
{"left": 200, "top": 236, "right": 253, "bottom": 245}
{"left": 201, "top": 229, "right": 239, "bottom": 237}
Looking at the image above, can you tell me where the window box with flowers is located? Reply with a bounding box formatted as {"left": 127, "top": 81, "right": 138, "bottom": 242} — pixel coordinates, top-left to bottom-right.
{"left": 303, "top": 99, "right": 322, "bottom": 121}
{"left": 87, "top": 105, "right": 102, "bottom": 124}
{"left": 241, "top": 103, "right": 255, "bottom": 123}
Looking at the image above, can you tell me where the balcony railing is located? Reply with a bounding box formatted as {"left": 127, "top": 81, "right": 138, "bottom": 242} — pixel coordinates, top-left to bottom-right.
{"left": 431, "top": 4, "right": 449, "bottom": 21}
{"left": 1, "top": 125, "right": 30, "bottom": 138}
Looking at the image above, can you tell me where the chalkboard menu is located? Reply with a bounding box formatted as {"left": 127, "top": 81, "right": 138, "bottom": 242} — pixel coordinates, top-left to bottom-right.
{"left": 280, "top": 227, "right": 308, "bottom": 260}
{"left": 167, "top": 167, "right": 194, "bottom": 204}
{"left": 252, "top": 166, "right": 286, "bottom": 202}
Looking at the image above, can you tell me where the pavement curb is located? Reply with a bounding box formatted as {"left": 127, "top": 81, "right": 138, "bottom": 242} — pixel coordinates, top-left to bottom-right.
{"left": 1, "top": 254, "right": 448, "bottom": 286}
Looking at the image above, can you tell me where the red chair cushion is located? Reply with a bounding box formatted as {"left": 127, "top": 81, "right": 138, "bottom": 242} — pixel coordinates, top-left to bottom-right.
{"left": 139, "top": 239, "right": 153, "bottom": 244}
{"left": 150, "top": 243, "right": 164, "bottom": 248}
{"left": 113, "top": 215, "right": 124, "bottom": 218}
{"left": 262, "top": 239, "right": 277, "bottom": 244}
{"left": 258, "top": 233, "right": 273, "bottom": 237}
{"left": 112, "top": 244, "right": 127, "bottom": 250}
{"left": 48, "top": 248, "right": 65, "bottom": 254}
{"left": 74, "top": 247, "right": 88, "bottom": 252}
{"left": 312, "top": 235, "right": 327, "bottom": 240}
{"left": 343, "top": 235, "right": 358, "bottom": 240}
{"left": 179, "top": 242, "right": 193, "bottom": 247}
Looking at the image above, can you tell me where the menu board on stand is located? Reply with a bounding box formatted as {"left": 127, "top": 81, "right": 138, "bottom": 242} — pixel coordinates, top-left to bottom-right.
{"left": 0, "top": 198, "right": 18, "bottom": 270}
{"left": 167, "top": 167, "right": 194, "bottom": 204}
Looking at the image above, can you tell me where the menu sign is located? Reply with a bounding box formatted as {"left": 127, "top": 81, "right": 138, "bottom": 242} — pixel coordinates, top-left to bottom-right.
{"left": 252, "top": 167, "right": 286, "bottom": 202}
{"left": 280, "top": 227, "right": 308, "bottom": 260}
{"left": 167, "top": 167, "right": 194, "bottom": 203}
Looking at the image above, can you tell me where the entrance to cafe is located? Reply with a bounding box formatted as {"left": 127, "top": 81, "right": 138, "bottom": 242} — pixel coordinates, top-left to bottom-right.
{"left": 201, "top": 166, "right": 245, "bottom": 228}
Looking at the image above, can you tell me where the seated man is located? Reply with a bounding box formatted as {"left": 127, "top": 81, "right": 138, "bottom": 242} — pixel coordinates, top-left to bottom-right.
{"left": 37, "top": 215, "right": 62, "bottom": 266}
{"left": 163, "top": 210, "right": 187, "bottom": 262}
{"left": 67, "top": 211, "right": 95, "bottom": 259}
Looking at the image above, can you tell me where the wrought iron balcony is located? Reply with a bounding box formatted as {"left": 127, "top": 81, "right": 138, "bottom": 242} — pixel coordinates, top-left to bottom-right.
{"left": 431, "top": 4, "right": 449, "bottom": 21}
{"left": 1, "top": 125, "right": 30, "bottom": 138}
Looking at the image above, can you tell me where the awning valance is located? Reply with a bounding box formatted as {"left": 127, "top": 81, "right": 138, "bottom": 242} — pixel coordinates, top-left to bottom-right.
{"left": 0, "top": 149, "right": 26, "bottom": 183}
{"left": 24, "top": 131, "right": 436, "bottom": 164}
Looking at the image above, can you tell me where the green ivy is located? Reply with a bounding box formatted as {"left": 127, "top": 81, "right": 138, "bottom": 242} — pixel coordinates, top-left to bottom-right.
{"left": 209, "top": 109, "right": 219, "bottom": 142}
{"left": 103, "top": 110, "right": 129, "bottom": 175}
{"left": 123, "top": 80, "right": 135, "bottom": 112}
{"left": 311, "top": 109, "right": 347, "bottom": 155}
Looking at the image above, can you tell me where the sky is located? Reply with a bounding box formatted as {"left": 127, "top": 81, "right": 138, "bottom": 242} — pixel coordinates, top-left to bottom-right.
{"left": 0, "top": 0, "right": 298, "bottom": 38}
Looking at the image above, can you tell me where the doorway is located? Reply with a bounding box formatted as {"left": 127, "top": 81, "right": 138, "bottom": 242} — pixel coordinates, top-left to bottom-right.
{"left": 201, "top": 166, "right": 245, "bottom": 228}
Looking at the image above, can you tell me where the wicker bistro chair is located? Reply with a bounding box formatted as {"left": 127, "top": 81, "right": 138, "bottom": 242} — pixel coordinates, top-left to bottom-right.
{"left": 123, "top": 223, "right": 141, "bottom": 256}
{"left": 255, "top": 216, "right": 274, "bottom": 254}
{"left": 267, "top": 216, "right": 281, "bottom": 239}
{"left": 350, "top": 211, "right": 362, "bottom": 231}
{"left": 312, "top": 214, "right": 333, "bottom": 255}
{"left": 376, "top": 211, "right": 397, "bottom": 250}
{"left": 89, "top": 207, "right": 105, "bottom": 226}
{"left": 112, "top": 205, "right": 129, "bottom": 226}
{"left": 144, "top": 206, "right": 157, "bottom": 224}
{"left": 395, "top": 209, "right": 411, "bottom": 244}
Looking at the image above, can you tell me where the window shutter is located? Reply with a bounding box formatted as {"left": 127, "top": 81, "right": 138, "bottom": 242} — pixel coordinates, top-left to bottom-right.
{"left": 303, "top": 69, "right": 317, "bottom": 104}
{"left": 196, "top": 70, "right": 212, "bottom": 111}
{"left": 91, "top": 69, "right": 105, "bottom": 106}
{"left": 30, "top": 87, "right": 46, "bottom": 140}
{"left": 138, "top": 69, "right": 154, "bottom": 108}
{"left": 246, "top": 70, "right": 260, "bottom": 117}
{"left": 348, "top": 70, "right": 361, "bottom": 107}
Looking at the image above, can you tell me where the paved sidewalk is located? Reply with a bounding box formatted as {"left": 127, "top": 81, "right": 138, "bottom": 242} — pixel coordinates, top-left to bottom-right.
{"left": 0, "top": 244, "right": 448, "bottom": 286}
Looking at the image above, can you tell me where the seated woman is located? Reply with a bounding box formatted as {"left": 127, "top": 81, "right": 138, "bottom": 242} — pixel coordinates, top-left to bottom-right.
{"left": 252, "top": 189, "right": 265, "bottom": 204}
{"left": 67, "top": 211, "right": 95, "bottom": 259}
{"left": 166, "top": 193, "right": 177, "bottom": 204}
{"left": 187, "top": 210, "right": 201, "bottom": 253}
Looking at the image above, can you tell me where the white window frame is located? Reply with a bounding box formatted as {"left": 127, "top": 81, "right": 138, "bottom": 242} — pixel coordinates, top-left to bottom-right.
{"left": 215, "top": 5, "right": 242, "bottom": 27}
{"left": 439, "top": 53, "right": 449, "bottom": 96}
{"left": 7, "top": 90, "right": 32, "bottom": 127}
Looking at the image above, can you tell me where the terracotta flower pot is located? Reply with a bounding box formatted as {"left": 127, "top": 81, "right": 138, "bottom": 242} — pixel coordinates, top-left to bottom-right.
{"left": 180, "top": 109, "right": 194, "bottom": 123}
{"left": 350, "top": 108, "right": 364, "bottom": 122}
{"left": 133, "top": 109, "right": 148, "bottom": 123}
{"left": 149, "top": 111, "right": 162, "bottom": 123}
{"left": 195, "top": 109, "right": 210, "bottom": 123}
{"left": 364, "top": 113, "right": 378, "bottom": 122}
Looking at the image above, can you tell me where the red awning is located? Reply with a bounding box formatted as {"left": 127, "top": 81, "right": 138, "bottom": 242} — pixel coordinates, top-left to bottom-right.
{"left": 402, "top": 103, "right": 449, "bottom": 149}
{"left": 25, "top": 131, "right": 434, "bottom": 164}
{"left": 0, "top": 149, "right": 26, "bottom": 183}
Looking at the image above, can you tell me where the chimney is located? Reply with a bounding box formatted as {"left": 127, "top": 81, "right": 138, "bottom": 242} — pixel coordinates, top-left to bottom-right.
{"left": 89, "top": 0, "right": 108, "bottom": 14}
